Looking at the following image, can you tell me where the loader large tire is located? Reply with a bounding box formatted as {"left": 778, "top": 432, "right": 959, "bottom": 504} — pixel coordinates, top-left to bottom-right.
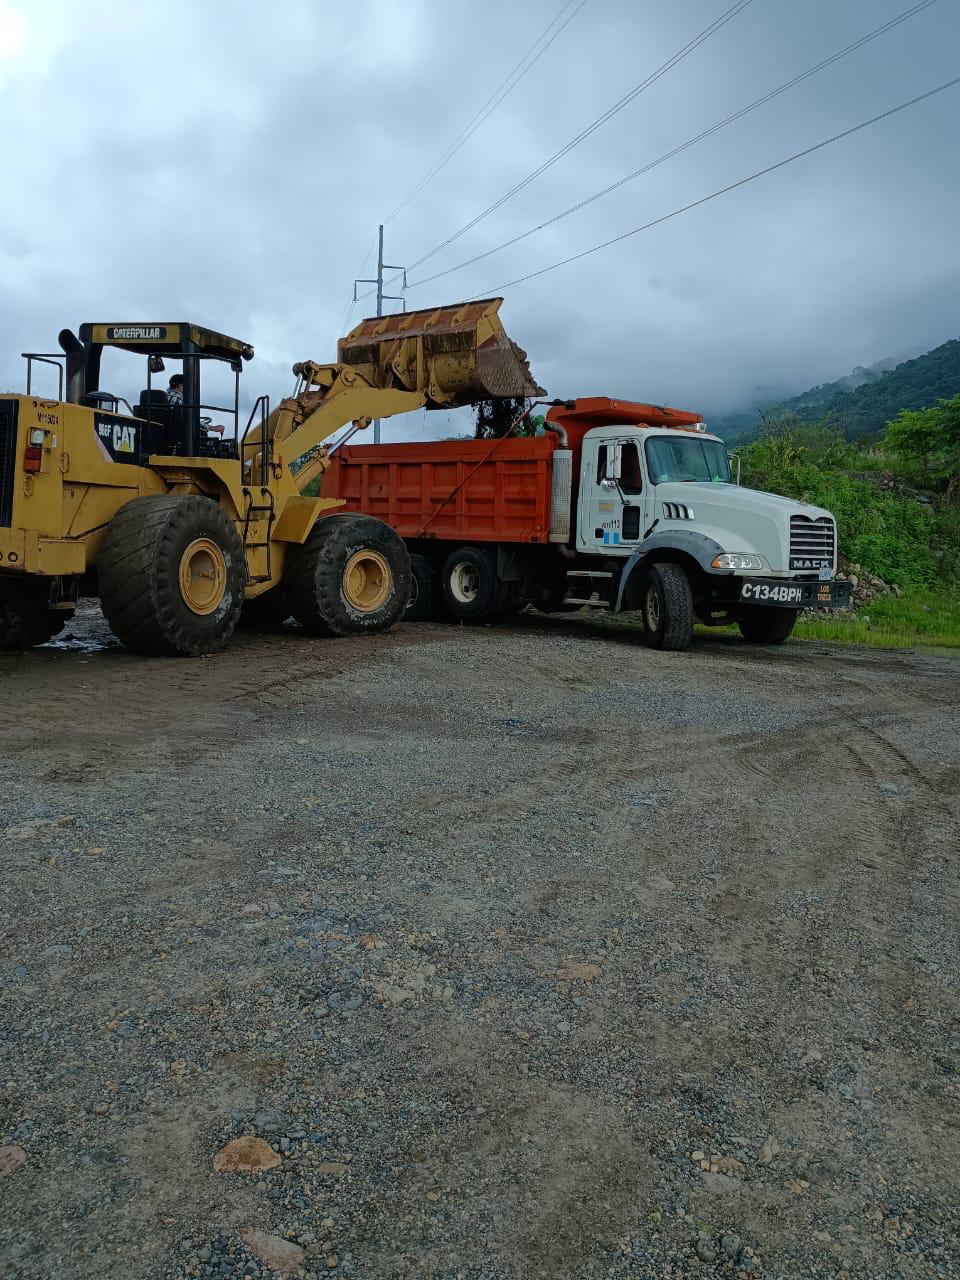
{"left": 0, "top": 578, "right": 70, "bottom": 650}
{"left": 286, "top": 513, "right": 410, "bottom": 637}
{"left": 98, "top": 494, "right": 246, "bottom": 657}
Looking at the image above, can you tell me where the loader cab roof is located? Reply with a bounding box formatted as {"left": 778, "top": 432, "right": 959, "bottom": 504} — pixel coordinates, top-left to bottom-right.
{"left": 53, "top": 322, "right": 255, "bottom": 462}
{"left": 71, "top": 323, "right": 254, "bottom": 366}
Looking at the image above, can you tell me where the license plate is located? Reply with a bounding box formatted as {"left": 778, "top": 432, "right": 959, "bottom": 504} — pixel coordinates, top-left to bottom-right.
{"left": 739, "top": 578, "right": 851, "bottom": 609}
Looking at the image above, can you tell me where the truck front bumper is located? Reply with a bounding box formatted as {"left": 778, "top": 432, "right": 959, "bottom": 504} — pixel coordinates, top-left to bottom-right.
{"left": 739, "top": 578, "right": 851, "bottom": 610}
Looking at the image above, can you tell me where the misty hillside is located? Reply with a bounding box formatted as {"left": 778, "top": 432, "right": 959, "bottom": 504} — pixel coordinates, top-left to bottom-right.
{"left": 713, "top": 338, "right": 960, "bottom": 442}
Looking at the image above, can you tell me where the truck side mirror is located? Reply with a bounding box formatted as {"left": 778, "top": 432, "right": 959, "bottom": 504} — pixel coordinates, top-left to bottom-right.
{"left": 603, "top": 443, "right": 622, "bottom": 482}
{"left": 729, "top": 452, "right": 742, "bottom": 485}
{"left": 149, "top": 354, "right": 165, "bottom": 374}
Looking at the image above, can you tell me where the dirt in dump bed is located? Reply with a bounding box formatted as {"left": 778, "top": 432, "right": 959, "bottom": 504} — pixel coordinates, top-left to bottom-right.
{"left": 0, "top": 602, "right": 958, "bottom": 1279}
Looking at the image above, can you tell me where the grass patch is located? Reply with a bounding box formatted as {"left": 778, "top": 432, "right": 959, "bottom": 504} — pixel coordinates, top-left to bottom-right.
{"left": 794, "top": 590, "right": 960, "bottom": 649}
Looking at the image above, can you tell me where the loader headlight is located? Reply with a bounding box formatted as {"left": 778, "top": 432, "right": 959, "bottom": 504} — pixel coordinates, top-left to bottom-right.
{"left": 711, "top": 553, "right": 765, "bottom": 571}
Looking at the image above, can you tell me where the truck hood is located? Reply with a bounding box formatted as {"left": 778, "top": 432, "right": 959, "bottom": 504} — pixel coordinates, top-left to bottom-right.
{"left": 654, "top": 482, "right": 835, "bottom": 574}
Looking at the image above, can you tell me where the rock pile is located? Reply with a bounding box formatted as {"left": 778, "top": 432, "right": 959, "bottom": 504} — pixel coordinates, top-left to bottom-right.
{"left": 837, "top": 556, "right": 900, "bottom": 609}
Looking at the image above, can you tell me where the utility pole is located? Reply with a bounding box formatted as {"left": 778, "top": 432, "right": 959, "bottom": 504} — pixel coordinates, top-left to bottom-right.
{"left": 354, "top": 224, "right": 406, "bottom": 443}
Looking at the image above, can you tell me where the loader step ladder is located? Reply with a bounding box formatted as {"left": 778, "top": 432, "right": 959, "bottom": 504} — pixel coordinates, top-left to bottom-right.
{"left": 241, "top": 487, "right": 276, "bottom": 584}
{"left": 239, "top": 394, "right": 275, "bottom": 584}
{"left": 563, "top": 568, "right": 614, "bottom": 610}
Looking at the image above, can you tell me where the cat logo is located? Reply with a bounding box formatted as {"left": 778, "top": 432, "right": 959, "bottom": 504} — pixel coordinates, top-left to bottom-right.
{"left": 95, "top": 417, "right": 138, "bottom": 458}
{"left": 113, "top": 424, "right": 136, "bottom": 453}
{"left": 107, "top": 325, "right": 166, "bottom": 341}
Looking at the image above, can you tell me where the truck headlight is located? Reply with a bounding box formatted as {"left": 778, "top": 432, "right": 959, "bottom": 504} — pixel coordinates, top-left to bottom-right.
{"left": 711, "top": 553, "right": 765, "bottom": 571}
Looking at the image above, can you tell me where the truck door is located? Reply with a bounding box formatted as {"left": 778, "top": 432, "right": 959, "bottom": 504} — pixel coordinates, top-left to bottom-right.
{"left": 577, "top": 436, "right": 652, "bottom": 553}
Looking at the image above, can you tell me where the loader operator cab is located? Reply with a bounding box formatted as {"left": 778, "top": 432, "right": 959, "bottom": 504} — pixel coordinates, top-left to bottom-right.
{"left": 45, "top": 323, "right": 255, "bottom": 464}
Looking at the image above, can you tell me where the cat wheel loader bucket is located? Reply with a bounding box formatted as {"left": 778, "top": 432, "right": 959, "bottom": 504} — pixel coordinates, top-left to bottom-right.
{"left": 336, "top": 297, "right": 545, "bottom": 407}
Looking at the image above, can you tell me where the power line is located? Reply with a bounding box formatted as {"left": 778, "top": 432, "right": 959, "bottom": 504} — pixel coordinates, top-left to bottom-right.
{"left": 471, "top": 75, "right": 960, "bottom": 294}
{"left": 325, "top": 230, "right": 378, "bottom": 353}
{"left": 385, "top": 0, "right": 588, "bottom": 225}
{"left": 404, "top": 0, "right": 940, "bottom": 293}
{"left": 395, "top": 0, "right": 756, "bottom": 283}
{"left": 351, "top": 2, "right": 588, "bottom": 315}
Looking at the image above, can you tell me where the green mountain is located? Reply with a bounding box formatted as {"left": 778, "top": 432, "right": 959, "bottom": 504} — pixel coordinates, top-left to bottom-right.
{"left": 713, "top": 338, "right": 960, "bottom": 443}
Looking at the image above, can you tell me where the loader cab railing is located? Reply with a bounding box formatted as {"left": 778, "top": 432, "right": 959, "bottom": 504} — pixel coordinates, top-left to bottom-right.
{"left": 241, "top": 395, "right": 271, "bottom": 488}
{"left": 21, "top": 354, "right": 64, "bottom": 400}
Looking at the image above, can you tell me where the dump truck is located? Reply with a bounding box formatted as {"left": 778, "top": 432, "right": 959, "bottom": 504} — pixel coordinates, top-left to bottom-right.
{"left": 322, "top": 396, "right": 851, "bottom": 649}
{"left": 0, "top": 299, "right": 541, "bottom": 654}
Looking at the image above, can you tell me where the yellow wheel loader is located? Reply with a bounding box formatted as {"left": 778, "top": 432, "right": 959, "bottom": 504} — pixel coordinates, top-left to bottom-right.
{"left": 0, "top": 300, "right": 542, "bottom": 655}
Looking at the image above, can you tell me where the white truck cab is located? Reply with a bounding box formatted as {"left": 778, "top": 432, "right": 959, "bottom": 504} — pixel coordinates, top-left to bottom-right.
{"left": 546, "top": 401, "right": 850, "bottom": 649}
{"left": 577, "top": 424, "right": 837, "bottom": 577}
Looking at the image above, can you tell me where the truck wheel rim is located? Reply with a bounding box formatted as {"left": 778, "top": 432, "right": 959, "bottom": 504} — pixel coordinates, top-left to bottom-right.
{"left": 179, "top": 538, "right": 227, "bottom": 616}
{"left": 449, "top": 562, "right": 480, "bottom": 604}
{"left": 343, "top": 550, "right": 391, "bottom": 611}
{"left": 645, "top": 584, "right": 661, "bottom": 630}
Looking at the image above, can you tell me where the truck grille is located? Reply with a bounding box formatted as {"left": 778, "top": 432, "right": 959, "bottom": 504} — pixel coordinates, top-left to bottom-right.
{"left": 0, "top": 398, "right": 18, "bottom": 529}
{"left": 789, "top": 514, "right": 835, "bottom": 571}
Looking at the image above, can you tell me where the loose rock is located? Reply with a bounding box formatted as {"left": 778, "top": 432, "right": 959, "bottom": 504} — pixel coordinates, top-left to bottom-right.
{"left": 213, "top": 1137, "right": 281, "bottom": 1174}
{"left": 238, "top": 1228, "right": 306, "bottom": 1275}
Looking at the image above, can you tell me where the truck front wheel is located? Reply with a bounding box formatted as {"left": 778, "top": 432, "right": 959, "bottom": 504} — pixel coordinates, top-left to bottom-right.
{"left": 639, "top": 562, "right": 694, "bottom": 651}
{"left": 286, "top": 513, "right": 411, "bottom": 637}
{"left": 440, "top": 546, "right": 511, "bottom": 622}
{"left": 738, "top": 606, "right": 797, "bottom": 645}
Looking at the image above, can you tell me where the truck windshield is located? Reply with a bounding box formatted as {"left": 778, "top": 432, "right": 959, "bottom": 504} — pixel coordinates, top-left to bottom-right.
{"left": 645, "top": 435, "right": 731, "bottom": 483}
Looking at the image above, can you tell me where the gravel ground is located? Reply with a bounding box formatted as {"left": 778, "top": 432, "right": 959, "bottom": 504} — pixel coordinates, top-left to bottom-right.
{"left": 1, "top": 603, "right": 959, "bottom": 1279}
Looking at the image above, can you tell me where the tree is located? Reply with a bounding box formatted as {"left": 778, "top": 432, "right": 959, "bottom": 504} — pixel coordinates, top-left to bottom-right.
{"left": 474, "top": 398, "right": 542, "bottom": 439}
{"left": 884, "top": 394, "right": 960, "bottom": 480}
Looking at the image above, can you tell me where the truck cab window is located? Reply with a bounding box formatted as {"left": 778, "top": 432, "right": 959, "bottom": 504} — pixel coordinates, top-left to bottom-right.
{"left": 620, "top": 442, "right": 642, "bottom": 495}
{"left": 596, "top": 441, "right": 643, "bottom": 493}
{"left": 645, "top": 435, "right": 731, "bottom": 483}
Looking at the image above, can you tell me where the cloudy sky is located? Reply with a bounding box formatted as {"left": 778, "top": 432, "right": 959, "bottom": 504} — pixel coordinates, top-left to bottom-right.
{"left": 1, "top": 0, "right": 957, "bottom": 439}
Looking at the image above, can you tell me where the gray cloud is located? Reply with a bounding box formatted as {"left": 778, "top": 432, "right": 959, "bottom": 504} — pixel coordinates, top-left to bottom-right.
{"left": 1, "top": 0, "right": 957, "bottom": 438}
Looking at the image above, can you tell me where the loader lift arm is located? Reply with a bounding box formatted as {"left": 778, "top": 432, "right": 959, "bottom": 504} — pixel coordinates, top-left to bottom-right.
{"left": 246, "top": 298, "right": 544, "bottom": 492}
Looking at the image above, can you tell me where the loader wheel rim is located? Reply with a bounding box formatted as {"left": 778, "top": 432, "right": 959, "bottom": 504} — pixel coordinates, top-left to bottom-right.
{"left": 449, "top": 562, "right": 480, "bottom": 604}
{"left": 179, "top": 538, "right": 227, "bottom": 616}
{"left": 342, "top": 550, "right": 392, "bottom": 612}
{"left": 645, "top": 583, "right": 661, "bottom": 631}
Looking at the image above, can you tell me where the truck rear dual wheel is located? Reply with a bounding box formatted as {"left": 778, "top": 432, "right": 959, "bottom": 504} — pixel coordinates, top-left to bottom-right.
{"left": 639, "top": 562, "right": 695, "bottom": 651}
{"left": 440, "top": 546, "right": 514, "bottom": 623}
{"left": 285, "top": 513, "right": 411, "bottom": 637}
{"left": 738, "top": 606, "right": 797, "bottom": 645}
{"left": 98, "top": 494, "right": 246, "bottom": 657}
{"left": 406, "top": 553, "right": 446, "bottom": 622}
{"left": 0, "top": 578, "right": 71, "bottom": 650}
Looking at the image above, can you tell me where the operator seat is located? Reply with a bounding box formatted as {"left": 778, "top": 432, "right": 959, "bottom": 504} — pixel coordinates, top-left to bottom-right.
{"left": 136, "top": 389, "right": 180, "bottom": 452}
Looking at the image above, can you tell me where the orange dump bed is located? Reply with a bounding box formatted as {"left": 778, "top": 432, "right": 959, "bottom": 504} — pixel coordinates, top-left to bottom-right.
{"left": 322, "top": 435, "right": 557, "bottom": 544}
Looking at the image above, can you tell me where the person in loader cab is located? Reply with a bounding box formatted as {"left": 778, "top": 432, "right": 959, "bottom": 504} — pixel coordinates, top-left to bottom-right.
{"left": 166, "top": 373, "right": 184, "bottom": 406}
